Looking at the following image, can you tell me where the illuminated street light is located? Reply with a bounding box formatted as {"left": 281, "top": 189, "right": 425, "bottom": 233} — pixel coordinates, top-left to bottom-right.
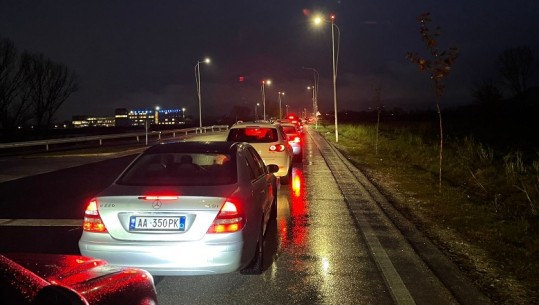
{"left": 255, "top": 102, "right": 260, "bottom": 120}
{"left": 195, "top": 57, "right": 210, "bottom": 128}
{"left": 261, "top": 79, "right": 271, "bottom": 121}
{"left": 155, "top": 106, "right": 160, "bottom": 125}
{"left": 278, "top": 91, "right": 285, "bottom": 119}
{"left": 312, "top": 13, "right": 340, "bottom": 142}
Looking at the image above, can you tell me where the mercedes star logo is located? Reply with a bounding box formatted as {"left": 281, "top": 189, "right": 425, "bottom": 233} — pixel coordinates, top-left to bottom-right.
{"left": 152, "top": 200, "right": 162, "bottom": 209}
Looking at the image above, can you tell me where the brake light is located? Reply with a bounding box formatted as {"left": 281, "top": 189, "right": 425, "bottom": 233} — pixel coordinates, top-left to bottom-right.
{"left": 207, "top": 200, "right": 245, "bottom": 233}
{"left": 139, "top": 195, "right": 179, "bottom": 200}
{"left": 269, "top": 144, "right": 286, "bottom": 152}
{"left": 83, "top": 200, "right": 108, "bottom": 233}
{"left": 288, "top": 136, "right": 301, "bottom": 144}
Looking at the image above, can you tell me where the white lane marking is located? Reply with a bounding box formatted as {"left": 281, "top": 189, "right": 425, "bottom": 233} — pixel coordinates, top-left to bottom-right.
{"left": 0, "top": 219, "right": 82, "bottom": 227}
{"left": 359, "top": 217, "right": 416, "bottom": 305}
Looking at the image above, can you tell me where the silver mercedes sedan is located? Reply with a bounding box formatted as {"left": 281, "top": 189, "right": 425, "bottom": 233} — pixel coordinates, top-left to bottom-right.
{"left": 79, "top": 141, "right": 278, "bottom": 276}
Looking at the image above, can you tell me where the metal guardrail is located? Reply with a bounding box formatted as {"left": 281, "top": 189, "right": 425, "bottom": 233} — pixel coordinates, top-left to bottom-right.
{"left": 0, "top": 125, "right": 229, "bottom": 151}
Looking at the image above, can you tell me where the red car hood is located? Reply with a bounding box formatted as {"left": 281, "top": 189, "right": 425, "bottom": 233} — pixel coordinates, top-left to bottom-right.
{"left": 2, "top": 253, "right": 157, "bottom": 305}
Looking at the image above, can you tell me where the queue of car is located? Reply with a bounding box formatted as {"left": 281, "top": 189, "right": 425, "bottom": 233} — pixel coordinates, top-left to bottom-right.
{"left": 2, "top": 118, "right": 307, "bottom": 304}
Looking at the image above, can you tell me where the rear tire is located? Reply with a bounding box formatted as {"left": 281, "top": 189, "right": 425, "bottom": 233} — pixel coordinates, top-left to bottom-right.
{"left": 240, "top": 223, "right": 264, "bottom": 275}
{"left": 280, "top": 166, "right": 291, "bottom": 185}
{"left": 270, "top": 193, "right": 277, "bottom": 219}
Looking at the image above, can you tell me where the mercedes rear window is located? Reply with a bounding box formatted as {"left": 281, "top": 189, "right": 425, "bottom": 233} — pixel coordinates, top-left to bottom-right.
{"left": 117, "top": 153, "right": 236, "bottom": 186}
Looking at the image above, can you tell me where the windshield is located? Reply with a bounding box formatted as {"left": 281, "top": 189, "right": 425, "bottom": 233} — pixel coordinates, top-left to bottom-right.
{"left": 117, "top": 152, "right": 236, "bottom": 186}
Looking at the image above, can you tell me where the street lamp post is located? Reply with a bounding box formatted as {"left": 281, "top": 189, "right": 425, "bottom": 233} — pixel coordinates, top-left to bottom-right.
{"left": 154, "top": 106, "right": 160, "bottom": 125}
{"left": 302, "top": 67, "right": 319, "bottom": 128}
{"left": 255, "top": 103, "right": 260, "bottom": 120}
{"left": 285, "top": 104, "right": 289, "bottom": 117}
{"left": 307, "top": 85, "right": 315, "bottom": 118}
{"left": 314, "top": 14, "right": 340, "bottom": 142}
{"left": 145, "top": 110, "right": 149, "bottom": 146}
{"left": 181, "top": 107, "right": 186, "bottom": 125}
{"left": 195, "top": 57, "right": 210, "bottom": 128}
{"left": 261, "top": 80, "right": 271, "bottom": 121}
{"left": 278, "top": 91, "right": 285, "bottom": 119}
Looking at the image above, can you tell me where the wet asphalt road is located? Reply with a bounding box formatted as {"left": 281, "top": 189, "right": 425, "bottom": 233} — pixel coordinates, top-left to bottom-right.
{"left": 0, "top": 127, "right": 490, "bottom": 304}
{"left": 154, "top": 131, "right": 393, "bottom": 305}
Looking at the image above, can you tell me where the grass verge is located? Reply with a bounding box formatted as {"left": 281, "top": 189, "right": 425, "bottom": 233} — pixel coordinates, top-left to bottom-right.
{"left": 316, "top": 123, "right": 538, "bottom": 305}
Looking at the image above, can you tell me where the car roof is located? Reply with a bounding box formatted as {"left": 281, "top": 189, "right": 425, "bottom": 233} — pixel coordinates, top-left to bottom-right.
{"left": 278, "top": 122, "right": 297, "bottom": 127}
{"left": 230, "top": 121, "right": 276, "bottom": 128}
{"left": 144, "top": 141, "right": 243, "bottom": 154}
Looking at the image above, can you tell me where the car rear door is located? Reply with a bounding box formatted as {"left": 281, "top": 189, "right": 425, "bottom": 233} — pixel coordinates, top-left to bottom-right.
{"left": 244, "top": 147, "right": 274, "bottom": 226}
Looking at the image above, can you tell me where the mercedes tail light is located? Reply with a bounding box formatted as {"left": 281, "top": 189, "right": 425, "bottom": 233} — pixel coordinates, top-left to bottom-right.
{"left": 83, "top": 199, "right": 108, "bottom": 233}
{"left": 269, "top": 144, "right": 286, "bottom": 152}
{"left": 207, "top": 200, "right": 245, "bottom": 233}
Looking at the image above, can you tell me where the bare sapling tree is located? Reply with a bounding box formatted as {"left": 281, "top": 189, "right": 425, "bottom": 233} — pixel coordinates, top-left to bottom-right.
{"left": 23, "top": 52, "right": 79, "bottom": 128}
{"left": 406, "top": 12, "right": 459, "bottom": 192}
{"left": 498, "top": 46, "right": 535, "bottom": 102}
{"left": 0, "top": 38, "right": 33, "bottom": 130}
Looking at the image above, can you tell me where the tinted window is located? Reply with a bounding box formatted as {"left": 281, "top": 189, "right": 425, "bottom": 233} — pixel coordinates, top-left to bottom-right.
{"left": 117, "top": 152, "right": 236, "bottom": 186}
{"left": 246, "top": 147, "right": 266, "bottom": 178}
{"left": 282, "top": 126, "right": 297, "bottom": 134}
{"left": 227, "top": 127, "right": 278, "bottom": 143}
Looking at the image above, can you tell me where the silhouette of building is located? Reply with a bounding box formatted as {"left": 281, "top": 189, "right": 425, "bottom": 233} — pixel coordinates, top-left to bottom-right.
{"left": 72, "top": 107, "right": 187, "bottom": 127}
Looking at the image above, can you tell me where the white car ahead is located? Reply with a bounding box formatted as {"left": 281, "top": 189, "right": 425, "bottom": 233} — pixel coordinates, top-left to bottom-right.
{"left": 226, "top": 121, "right": 293, "bottom": 184}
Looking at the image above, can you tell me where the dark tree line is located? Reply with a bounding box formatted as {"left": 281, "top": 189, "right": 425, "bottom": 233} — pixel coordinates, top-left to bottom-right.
{"left": 0, "top": 37, "right": 79, "bottom": 130}
{"left": 473, "top": 46, "right": 536, "bottom": 105}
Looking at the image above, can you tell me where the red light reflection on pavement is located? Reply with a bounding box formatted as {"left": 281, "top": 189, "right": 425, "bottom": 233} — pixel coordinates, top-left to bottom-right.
{"left": 278, "top": 167, "right": 308, "bottom": 263}
{"left": 292, "top": 169, "right": 302, "bottom": 197}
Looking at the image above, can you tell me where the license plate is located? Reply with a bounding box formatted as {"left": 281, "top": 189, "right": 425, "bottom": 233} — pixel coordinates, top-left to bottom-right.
{"left": 129, "top": 216, "right": 186, "bottom": 231}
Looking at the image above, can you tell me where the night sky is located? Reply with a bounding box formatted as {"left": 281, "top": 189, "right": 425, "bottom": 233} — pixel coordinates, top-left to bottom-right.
{"left": 1, "top": 0, "right": 538, "bottom": 121}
